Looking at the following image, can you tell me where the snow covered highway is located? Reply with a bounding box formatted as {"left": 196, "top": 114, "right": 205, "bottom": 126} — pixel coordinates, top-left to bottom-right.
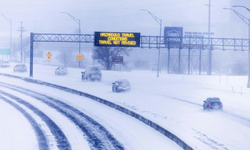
{"left": 1, "top": 63, "right": 250, "bottom": 150}
{"left": 0, "top": 82, "right": 125, "bottom": 150}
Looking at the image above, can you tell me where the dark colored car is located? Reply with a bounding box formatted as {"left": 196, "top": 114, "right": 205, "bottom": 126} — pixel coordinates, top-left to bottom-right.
{"left": 203, "top": 97, "right": 223, "bottom": 111}
{"left": 13, "top": 64, "right": 27, "bottom": 72}
{"left": 112, "top": 79, "right": 131, "bottom": 92}
{"left": 81, "top": 66, "right": 102, "bottom": 81}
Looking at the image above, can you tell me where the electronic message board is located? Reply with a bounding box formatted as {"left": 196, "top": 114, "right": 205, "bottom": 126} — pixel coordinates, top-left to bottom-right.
{"left": 94, "top": 32, "right": 140, "bottom": 47}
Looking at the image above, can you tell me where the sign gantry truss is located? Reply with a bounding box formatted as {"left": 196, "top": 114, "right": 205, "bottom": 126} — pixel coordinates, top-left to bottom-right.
{"left": 140, "top": 36, "right": 250, "bottom": 51}
{"left": 32, "top": 33, "right": 250, "bottom": 51}
{"left": 33, "top": 33, "right": 94, "bottom": 43}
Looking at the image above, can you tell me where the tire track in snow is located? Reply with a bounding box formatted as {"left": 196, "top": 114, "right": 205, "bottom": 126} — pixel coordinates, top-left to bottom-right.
{"left": 0, "top": 90, "right": 72, "bottom": 150}
{"left": 0, "top": 95, "right": 49, "bottom": 150}
{"left": 0, "top": 82, "right": 124, "bottom": 150}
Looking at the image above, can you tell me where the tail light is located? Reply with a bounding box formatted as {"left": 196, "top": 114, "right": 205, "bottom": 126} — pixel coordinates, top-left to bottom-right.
{"left": 208, "top": 103, "right": 211, "bottom": 105}
{"left": 221, "top": 102, "right": 223, "bottom": 105}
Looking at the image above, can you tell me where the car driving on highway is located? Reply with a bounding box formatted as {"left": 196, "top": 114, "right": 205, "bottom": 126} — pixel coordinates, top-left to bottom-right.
{"left": 0, "top": 61, "right": 10, "bottom": 68}
{"left": 81, "top": 66, "right": 102, "bottom": 81}
{"left": 55, "top": 66, "right": 68, "bottom": 75}
{"left": 13, "top": 64, "right": 27, "bottom": 72}
{"left": 112, "top": 79, "right": 131, "bottom": 92}
{"left": 203, "top": 97, "right": 223, "bottom": 111}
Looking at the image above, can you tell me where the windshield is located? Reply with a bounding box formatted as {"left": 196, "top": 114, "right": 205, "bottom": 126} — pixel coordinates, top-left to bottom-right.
{"left": 86, "top": 66, "right": 101, "bottom": 73}
{"left": 210, "top": 98, "right": 221, "bottom": 102}
{"left": 119, "top": 80, "right": 130, "bottom": 86}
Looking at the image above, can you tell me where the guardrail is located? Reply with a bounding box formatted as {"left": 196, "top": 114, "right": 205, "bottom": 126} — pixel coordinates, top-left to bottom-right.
{"left": 0, "top": 73, "right": 193, "bottom": 150}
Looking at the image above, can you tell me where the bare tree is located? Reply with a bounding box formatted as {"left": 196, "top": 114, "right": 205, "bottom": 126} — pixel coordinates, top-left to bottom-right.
{"left": 92, "top": 47, "right": 130, "bottom": 70}
{"left": 231, "top": 60, "right": 248, "bottom": 75}
{"left": 56, "top": 48, "right": 79, "bottom": 67}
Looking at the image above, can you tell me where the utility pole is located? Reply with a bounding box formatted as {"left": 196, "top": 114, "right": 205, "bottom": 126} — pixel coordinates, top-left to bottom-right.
{"left": 18, "top": 22, "right": 25, "bottom": 63}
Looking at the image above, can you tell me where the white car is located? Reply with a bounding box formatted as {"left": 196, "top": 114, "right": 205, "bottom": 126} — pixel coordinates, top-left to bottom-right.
{"left": 13, "top": 64, "right": 27, "bottom": 72}
{"left": 0, "top": 61, "right": 10, "bottom": 68}
{"left": 81, "top": 66, "right": 102, "bottom": 81}
{"left": 112, "top": 79, "right": 131, "bottom": 92}
{"left": 55, "top": 66, "right": 68, "bottom": 75}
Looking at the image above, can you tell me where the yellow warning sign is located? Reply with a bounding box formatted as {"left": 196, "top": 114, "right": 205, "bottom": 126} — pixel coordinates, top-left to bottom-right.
{"left": 46, "top": 52, "right": 53, "bottom": 58}
{"left": 47, "top": 58, "right": 51, "bottom": 62}
{"left": 76, "top": 54, "right": 83, "bottom": 61}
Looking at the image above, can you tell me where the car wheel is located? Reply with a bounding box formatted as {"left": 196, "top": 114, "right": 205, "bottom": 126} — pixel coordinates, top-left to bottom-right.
{"left": 112, "top": 86, "right": 115, "bottom": 92}
{"left": 113, "top": 86, "right": 117, "bottom": 92}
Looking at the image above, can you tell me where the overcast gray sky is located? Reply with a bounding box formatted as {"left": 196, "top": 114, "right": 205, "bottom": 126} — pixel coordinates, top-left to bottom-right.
{"left": 0, "top": 0, "right": 247, "bottom": 42}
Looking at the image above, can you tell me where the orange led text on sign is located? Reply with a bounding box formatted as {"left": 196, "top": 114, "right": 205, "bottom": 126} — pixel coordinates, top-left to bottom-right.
{"left": 99, "top": 32, "right": 136, "bottom": 46}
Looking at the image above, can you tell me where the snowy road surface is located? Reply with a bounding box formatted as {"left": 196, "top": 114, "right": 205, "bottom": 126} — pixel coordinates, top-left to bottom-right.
{"left": 0, "top": 63, "right": 250, "bottom": 150}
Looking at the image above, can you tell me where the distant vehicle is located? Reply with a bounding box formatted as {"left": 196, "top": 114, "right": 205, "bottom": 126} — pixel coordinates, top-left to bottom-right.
{"left": 13, "top": 64, "right": 27, "bottom": 72}
{"left": 0, "top": 61, "right": 10, "bottom": 68}
{"left": 203, "top": 97, "right": 223, "bottom": 111}
{"left": 55, "top": 66, "right": 68, "bottom": 75}
{"left": 112, "top": 79, "right": 131, "bottom": 92}
{"left": 81, "top": 66, "right": 102, "bottom": 81}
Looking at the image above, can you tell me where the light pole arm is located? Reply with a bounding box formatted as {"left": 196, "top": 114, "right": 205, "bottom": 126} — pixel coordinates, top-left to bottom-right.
{"left": 1, "top": 14, "right": 11, "bottom": 23}
{"left": 223, "top": 8, "right": 249, "bottom": 25}
{"left": 141, "top": 9, "right": 162, "bottom": 25}
{"left": 233, "top": 5, "right": 250, "bottom": 12}
{"left": 61, "top": 12, "right": 80, "bottom": 24}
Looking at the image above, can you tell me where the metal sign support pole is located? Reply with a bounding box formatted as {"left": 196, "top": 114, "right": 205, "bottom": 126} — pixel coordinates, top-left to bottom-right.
{"left": 30, "top": 33, "right": 34, "bottom": 77}
{"left": 248, "top": 19, "right": 250, "bottom": 87}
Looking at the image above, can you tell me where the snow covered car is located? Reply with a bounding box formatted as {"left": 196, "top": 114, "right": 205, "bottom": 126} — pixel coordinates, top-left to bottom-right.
{"left": 81, "top": 66, "right": 102, "bottom": 81}
{"left": 112, "top": 79, "right": 131, "bottom": 92}
{"left": 203, "top": 97, "right": 223, "bottom": 111}
{"left": 55, "top": 66, "right": 68, "bottom": 75}
{"left": 13, "top": 64, "right": 27, "bottom": 72}
{"left": 0, "top": 61, "right": 10, "bottom": 68}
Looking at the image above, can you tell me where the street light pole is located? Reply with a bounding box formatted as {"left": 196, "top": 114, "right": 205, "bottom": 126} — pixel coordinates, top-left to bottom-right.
{"left": 61, "top": 12, "right": 81, "bottom": 67}
{"left": 224, "top": 6, "right": 250, "bottom": 88}
{"left": 1, "top": 14, "right": 12, "bottom": 61}
{"left": 232, "top": 5, "right": 250, "bottom": 88}
{"left": 248, "top": 19, "right": 250, "bottom": 88}
{"left": 141, "top": 9, "right": 162, "bottom": 77}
